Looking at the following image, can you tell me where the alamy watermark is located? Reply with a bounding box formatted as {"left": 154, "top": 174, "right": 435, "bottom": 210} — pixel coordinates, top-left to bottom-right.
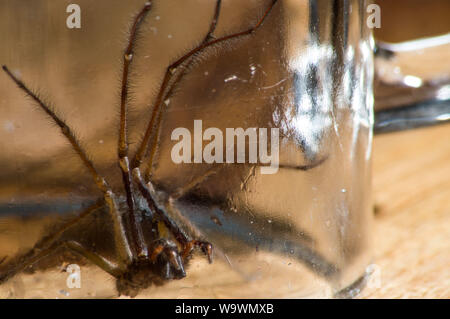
{"left": 66, "top": 4, "right": 81, "bottom": 29}
{"left": 171, "top": 120, "right": 280, "bottom": 174}
{"left": 366, "top": 263, "right": 382, "bottom": 290}
{"left": 66, "top": 264, "right": 81, "bottom": 289}
{"left": 64, "top": 3, "right": 381, "bottom": 30}
{"left": 367, "top": 4, "right": 381, "bottom": 29}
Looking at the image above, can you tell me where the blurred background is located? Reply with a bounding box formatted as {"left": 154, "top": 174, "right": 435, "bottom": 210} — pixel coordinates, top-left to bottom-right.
{"left": 374, "top": 0, "right": 450, "bottom": 42}
{"left": 366, "top": 0, "right": 450, "bottom": 298}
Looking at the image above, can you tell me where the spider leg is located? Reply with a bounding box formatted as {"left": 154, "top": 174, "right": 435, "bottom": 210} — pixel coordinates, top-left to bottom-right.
{"left": 180, "top": 240, "right": 213, "bottom": 263}
{"left": 0, "top": 201, "right": 124, "bottom": 284}
{"left": 129, "top": 0, "right": 279, "bottom": 178}
{"left": 171, "top": 165, "right": 223, "bottom": 200}
{"left": 63, "top": 241, "right": 123, "bottom": 277}
{"left": 117, "top": 2, "right": 153, "bottom": 259}
{"left": 130, "top": 0, "right": 223, "bottom": 173}
{"left": 0, "top": 240, "right": 122, "bottom": 285}
{"left": 278, "top": 156, "right": 329, "bottom": 171}
{"left": 170, "top": 155, "right": 329, "bottom": 201}
{"left": 2, "top": 66, "right": 133, "bottom": 265}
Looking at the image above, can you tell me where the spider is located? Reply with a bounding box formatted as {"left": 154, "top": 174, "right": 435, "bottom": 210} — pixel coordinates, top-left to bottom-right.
{"left": 0, "top": 0, "right": 329, "bottom": 297}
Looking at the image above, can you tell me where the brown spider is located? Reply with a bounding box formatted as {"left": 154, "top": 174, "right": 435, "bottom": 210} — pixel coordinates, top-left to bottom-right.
{"left": 0, "top": 0, "right": 284, "bottom": 297}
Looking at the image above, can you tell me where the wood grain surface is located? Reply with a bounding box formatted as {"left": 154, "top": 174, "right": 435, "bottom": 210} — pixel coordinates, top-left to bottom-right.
{"left": 359, "top": 124, "right": 450, "bottom": 299}
{"left": 364, "top": 0, "right": 450, "bottom": 299}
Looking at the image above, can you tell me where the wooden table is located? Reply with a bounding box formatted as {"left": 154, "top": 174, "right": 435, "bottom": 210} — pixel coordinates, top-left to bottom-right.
{"left": 359, "top": 124, "right": 450, "bottom": 298}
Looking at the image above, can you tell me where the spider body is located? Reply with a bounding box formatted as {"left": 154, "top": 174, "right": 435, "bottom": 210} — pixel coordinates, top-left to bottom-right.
{"left": 103, "top": 191, "right": 191, "bottom": 296}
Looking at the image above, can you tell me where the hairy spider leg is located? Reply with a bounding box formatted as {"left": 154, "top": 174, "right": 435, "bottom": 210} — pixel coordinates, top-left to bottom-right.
{"left": 129, "top": 0, "right": 223, "bottom": 172}
{"left": 0, "top": 200, "right": 124, "bottom": 284}
{"left": 117, "top": 1, "right": 153, "bottom": 259}
{"left": 1, "top": 66, "right": 133, "bottom": 268}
